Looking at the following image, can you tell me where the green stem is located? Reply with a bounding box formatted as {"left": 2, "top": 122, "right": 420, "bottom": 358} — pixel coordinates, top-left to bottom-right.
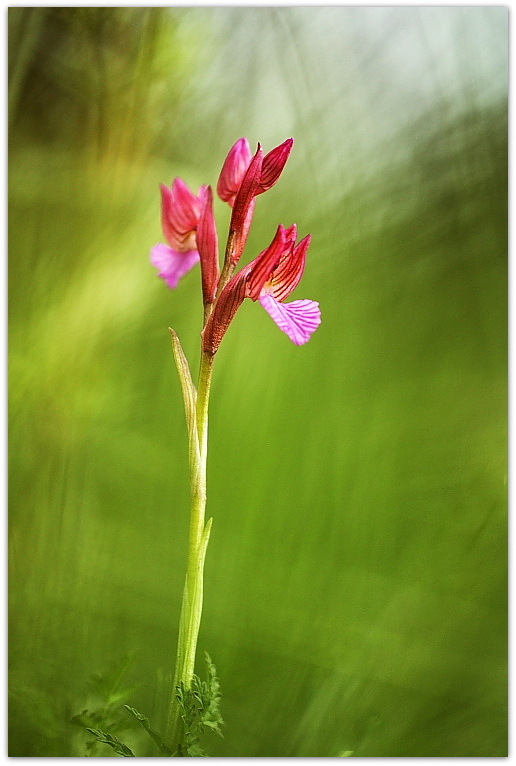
{"left": 167, "top": 350, "right": 215, "bottom": 748}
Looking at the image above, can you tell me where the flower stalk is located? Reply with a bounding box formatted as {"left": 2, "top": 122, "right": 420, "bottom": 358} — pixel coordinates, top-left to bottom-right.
{"left": 152, "top": 137, "right": 320, "bottom": 753}
{"left": 167, "top": 337, "right": 214, "bottom": 746}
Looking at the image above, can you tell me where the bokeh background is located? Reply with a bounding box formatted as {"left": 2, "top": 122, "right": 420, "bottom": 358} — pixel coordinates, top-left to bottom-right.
{"left": 8, "top": 7, "right": 507, "bottom": 757}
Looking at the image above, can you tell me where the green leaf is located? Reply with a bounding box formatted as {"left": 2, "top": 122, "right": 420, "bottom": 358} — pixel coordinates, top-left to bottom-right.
{"left": 173, "top": 654, "right": 224, "bottom": 756}
{"left": 169, "top": 328, "right": 198, "bottom": 446}
{"left": 124, "top": 705, "right": 173, "bottom": 756}
{"left": 202, "top": 652, "right": 224, "bottom": 737}
{"left": 86, "top": 728, "right": 135, "bottom": 757}
{"left": 186, "top": 743, "right": 207, "bottom": 757}
{"left": 198, "top": 518, "right": 213, "bottom": 578}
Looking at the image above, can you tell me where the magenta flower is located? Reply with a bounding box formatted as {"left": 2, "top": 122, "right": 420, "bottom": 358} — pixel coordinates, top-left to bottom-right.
{"left": 226, "top": 144, "right": 263, "bottom": 269}
{"left": 258, "top": 138, "right": 295, "bottom": 195}
{"left": 217, "top": 138, "right": 295, "bottom": 270}
{"left": 152, "top": 139, "right": 295, "bottom": 295}
{"left": 202, "top": 224, "right": 321, "bottom": 355}
{"left": 151, "top": 178, "right": 206, "bottom": 290}
{"left": 217, "top": 138, "right": 253, "bottom": 207}
{"left": 217, "top": 137, "right": 293, "bottom": 207}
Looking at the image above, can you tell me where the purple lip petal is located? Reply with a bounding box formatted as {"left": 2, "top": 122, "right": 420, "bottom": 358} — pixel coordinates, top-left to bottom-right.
{"left": 259, "top": 294, "right": 321, "bottom": 345}
{"left": 151, "top": 243, "right": 200, "bottom": 290}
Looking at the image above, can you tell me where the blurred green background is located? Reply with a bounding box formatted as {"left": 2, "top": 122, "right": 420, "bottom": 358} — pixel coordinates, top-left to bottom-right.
{"left": 8, "top": 7, "right": 507, "bottom": 757}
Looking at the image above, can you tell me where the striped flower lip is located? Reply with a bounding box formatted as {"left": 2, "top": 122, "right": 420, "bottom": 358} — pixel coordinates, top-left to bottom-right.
{"left": 258, "top": 295, "right": 321, "bottom": 347}
{"left": 202, "top": 225, "right": 321, "bottom": 354}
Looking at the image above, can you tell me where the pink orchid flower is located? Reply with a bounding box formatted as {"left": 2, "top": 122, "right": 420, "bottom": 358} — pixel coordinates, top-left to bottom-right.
{"left": 203, "top": 224, "right": 321, "bottom": 355}
{"left": 218, "top": 138, "right": 295, "bottom": 270}
{"left": 217, "top": 137, "right": 294, "bottom": 206}
{"left": 152, "top": 139, "right": 295, "bottom": 295}
{"left": 150, "top": 178, "right": 207, "bottom": 290}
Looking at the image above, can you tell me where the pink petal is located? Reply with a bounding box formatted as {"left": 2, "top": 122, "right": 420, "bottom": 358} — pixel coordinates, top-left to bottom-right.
{"left": 269, "top": 233, "right": 311, "bottom": 302}
{"left": 258, "top": 138, "right": 294, "bottom": 194}
{"left": 283, "top": 224, "right": 297, "bottom": 245}
{"left": 150, "top": 243, "right": 200, "bottom": 290}
{"left": 228, "top": 144, "right": 263, "bottom": 266}
{"left": 171, "top": 178, "right": 202, "bottom": 225}
{"left": 160, "top": 183, "right": 178, "bottom": 248}
{"left": 245, "top": 224, "right": 287, "bottom": 301}
{"left": 217, "top": 137, "right": 252, "bottom": 206}
{"left": 259, "top": 294, "right": 321, "bottom": 345}
{"left": 160, "top": 179, "right": 202, "bottom": 251}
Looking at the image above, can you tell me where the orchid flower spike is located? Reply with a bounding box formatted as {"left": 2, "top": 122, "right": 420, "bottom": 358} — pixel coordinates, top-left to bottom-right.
{"left": 152, "top": 139, "right": 295, "bottom": 295}
{"left": 151, "top": 178, "right": 206, "bottom": 290}
{"left": 203, "top": 224, "right": 321, "bottom": 355}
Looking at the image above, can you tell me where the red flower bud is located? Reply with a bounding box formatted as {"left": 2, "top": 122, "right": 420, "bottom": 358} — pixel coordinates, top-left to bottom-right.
{"left": 258, "top": 138, "right": 294, "bottom": 194}
{"left": 228, "top": 144, "right": 263, "bottom": 267}
{"left": 216, "top": 138, "right": 252, "bottom": 206}
{"left": 196, "top": 186, "right": 220, "bottom": 306}
{"left": 202, "top": 271, "right": 247, "bottom": 356}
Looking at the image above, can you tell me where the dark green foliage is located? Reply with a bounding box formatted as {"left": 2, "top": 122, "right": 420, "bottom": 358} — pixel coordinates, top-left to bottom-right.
{"left": 73, "top": 653, "right": 222, "bottom": 756}
{"left": 86, "top": 729, "right": 135, "bottom": 757}
{"left": 200, "top": 652, "right": 224, "bottom": 737}
{"left": 175, "top": 653, "right": 224, "bottom": 757}
{"left": 124, "top": 706, "right": 173, "bottom": 756}
{"left": 72, "top": 654, "right": 139, "bottom": 756}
